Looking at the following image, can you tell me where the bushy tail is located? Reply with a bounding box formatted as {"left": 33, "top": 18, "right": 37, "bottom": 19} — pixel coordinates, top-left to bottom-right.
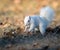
{"left": 40, "top": 6, "right": 55, "bottom": 22}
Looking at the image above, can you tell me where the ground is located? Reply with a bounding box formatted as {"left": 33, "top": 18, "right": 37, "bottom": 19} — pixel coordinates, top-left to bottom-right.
{"left": 0, "top": 25, "right": 60, "bottom": 50}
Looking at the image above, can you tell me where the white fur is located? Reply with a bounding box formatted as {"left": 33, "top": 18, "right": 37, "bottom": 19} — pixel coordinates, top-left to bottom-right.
{"left": 39, "top": 6, "right": 55, "bottom": 35}
{"left": 40, "top": 6, "right": 55, "bottom": 23}
{"left": 24, "top": 6, "right": 55, "bottom": 35}
{"left": 24, "top": 15, "right": 40, "bottom": 32}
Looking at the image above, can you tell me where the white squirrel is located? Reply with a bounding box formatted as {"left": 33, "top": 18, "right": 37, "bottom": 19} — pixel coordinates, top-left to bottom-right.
{"left": 24, "top": 6, "right": 55, "bottom": 36}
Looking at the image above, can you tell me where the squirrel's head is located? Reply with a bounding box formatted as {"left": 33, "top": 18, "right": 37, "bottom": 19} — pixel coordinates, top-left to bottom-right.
{"left": 24, "top": 16, "right": 31, "bottom": 26}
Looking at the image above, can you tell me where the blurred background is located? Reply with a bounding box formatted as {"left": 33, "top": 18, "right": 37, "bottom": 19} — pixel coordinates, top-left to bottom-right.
{"left": 0, "top": 0, "right": 60, "bottom": 37}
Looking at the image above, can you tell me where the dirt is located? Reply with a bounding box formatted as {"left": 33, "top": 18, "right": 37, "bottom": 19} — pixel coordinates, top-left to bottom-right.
{"left": 0, "top": 26, "right": 60, "bottom": 50}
